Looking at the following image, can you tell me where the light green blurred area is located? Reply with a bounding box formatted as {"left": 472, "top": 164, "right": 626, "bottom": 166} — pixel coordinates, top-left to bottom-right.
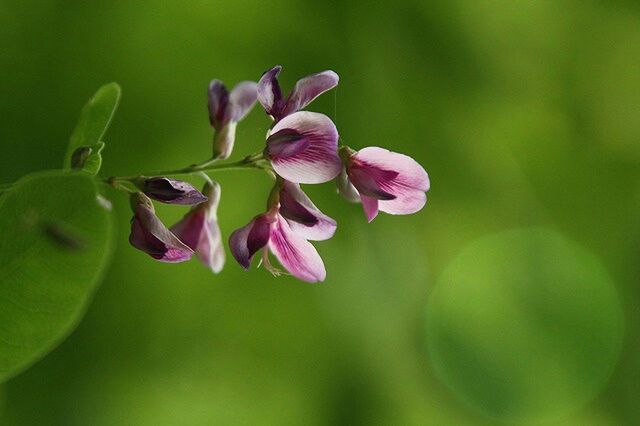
{"left": 1, "top": 0, "right": 640, "bottom": 424}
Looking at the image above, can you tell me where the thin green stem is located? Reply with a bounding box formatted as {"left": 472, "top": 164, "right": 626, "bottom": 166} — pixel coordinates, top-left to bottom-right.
{"left": 106, "top": 152, "right": 271, "bottom": 187}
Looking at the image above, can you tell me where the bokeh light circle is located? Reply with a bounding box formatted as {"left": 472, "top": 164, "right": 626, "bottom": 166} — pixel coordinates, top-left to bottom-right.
{"left": 426, "top": 228, "right": 624, "bottom": 422}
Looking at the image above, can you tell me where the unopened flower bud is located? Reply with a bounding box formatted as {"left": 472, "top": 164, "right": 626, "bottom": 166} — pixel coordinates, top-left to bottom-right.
{"left": 134, "top": 177, "right": 207, "bottom": 205}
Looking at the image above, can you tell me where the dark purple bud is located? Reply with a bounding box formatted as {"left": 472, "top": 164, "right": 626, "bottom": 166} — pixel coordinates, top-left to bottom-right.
{"left": 135, "top": 177, "right": 208, "bottom": 205}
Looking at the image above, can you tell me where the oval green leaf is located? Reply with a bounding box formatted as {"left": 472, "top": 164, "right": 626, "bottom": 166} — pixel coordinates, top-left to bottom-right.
{"left": 64, "top": 83, "right": 121, "bottom": 169}
{"left": 0, "top": 171, "right": 114, "bottom": 382}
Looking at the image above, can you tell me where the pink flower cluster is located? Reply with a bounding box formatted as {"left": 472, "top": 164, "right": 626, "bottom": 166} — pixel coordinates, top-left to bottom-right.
{"left": 128, "top": 66, "right": 430, "bottom": 282}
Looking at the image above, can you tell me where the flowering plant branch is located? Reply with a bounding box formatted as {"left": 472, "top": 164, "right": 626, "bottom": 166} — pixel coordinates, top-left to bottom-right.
{"left": 65, "top": 66, "right": 432, "bottom": 282}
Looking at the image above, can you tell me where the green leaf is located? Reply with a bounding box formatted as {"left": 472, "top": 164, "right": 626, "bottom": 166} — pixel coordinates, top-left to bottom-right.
{"left": 0, "top": 170, "right": 114, "bottom": 382}
{"left": 64, "top": 83, "right": 121, "bottom": 169}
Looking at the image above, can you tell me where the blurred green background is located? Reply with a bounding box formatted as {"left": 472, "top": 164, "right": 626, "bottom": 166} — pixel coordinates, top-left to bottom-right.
{"left": 1, "top": 0, "right": 640, "bottom": 424}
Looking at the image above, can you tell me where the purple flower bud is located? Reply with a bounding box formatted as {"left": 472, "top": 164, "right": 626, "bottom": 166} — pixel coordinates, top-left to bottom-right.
{"left": 257, "top": 65, "right": 339, "bottom": 121}
{"left": 128, "top": 193, "right": 194, "bottom": 262}
{"left": 135, "top": 177, "right": 208, "bottom": 205}
{"left": 170, "top": 181, "right": 225, "bottom": 273}
{"left": 208, "top": 79, "right": 258, "bottom": 160}
{"left": 342, "top": 147, "right": 430, "bottom": 222}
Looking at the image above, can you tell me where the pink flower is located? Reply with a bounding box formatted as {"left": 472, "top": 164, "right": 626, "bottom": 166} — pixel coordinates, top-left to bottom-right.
{"left": 228, "top": 180, "right": 334, "bottom": 283}
{"left": 170, "top": 181, "right": 225, "bottom": 273}
{"left": 128, "top": 193, "right": 194, "bottom": 262}
{"left": 265, "top": 111, "right": 341, "bottom": 184}
{"left": 208, "top": 79, "right": 258, "bottom": 159}
{"left": 340, "top": 147, "right": 430, "bottom": 222}
{"left": 257, "top": 65, "right": 339, "bottom": 122}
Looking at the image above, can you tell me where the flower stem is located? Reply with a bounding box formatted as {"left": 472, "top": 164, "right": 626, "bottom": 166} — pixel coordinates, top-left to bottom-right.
{"left": 105, "top": 152, "right": 270, "bottom": 188}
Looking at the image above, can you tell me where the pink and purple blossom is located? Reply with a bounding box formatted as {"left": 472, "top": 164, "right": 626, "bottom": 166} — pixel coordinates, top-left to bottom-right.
{"left": 339, "top": 146, "right": 430, "bottom": 222}
{"left": 228, "top": 179, "right": 333, "bottom": 283}
{"left": 208, "top": 79, "right": 258, "bottom": 159}
{"left": 265, "top": 111, "right": 341, "bottom": 184}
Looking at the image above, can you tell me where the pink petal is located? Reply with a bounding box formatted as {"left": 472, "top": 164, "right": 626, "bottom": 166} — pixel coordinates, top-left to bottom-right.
{"left": 170, "top": 208, "right": 207, "bottom": 250}
{"left": 228, "top": 81, "right": 258, "bottom": 122}
{"left": 279, "top": 181, "right": 337, "bottom": 241}
{"left": 229, "top": 214, "right": 273, "bottom": 269}
{"left": 268, "top": 215, "right": 326, "bottom": 282}
{"left": 257, "top": 65, "right": 284, "bottom": 117}
{"left": 282, "top": 70, "right": 339, "bottom": 116}
{"left": 347, "top": 167, "right": 397, "bottom": 200}
{"left": 352, "top": 147, "right": 430, "bottom": 216}
{"left": 197, "top": 214, "right": 225, "bottom": 273}
{"left": 268, "top": 111, "right": 341, "bottom": 184}
{"left": 360, "top": 195, "right": 379, "bottom": 223}
{"left": 379, "top": 189, "right": 427, "bottom": 215}
{"left": 354, "top": 147, "right": 430, "bottom": 192}
{"left": 172, "top": 182, "right": 225, "bottom": 273}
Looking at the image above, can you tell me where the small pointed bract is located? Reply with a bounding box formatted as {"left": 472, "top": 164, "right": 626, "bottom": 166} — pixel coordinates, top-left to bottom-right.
{"left": 336, "top": 167, "right": 361, "bottom": 203}
{"left": 129, "top": 193, "right": 194, "bottom": 262}
{"left": 136, "top": 177, "right": 207, "bottom": 205}
{"left": 258, "top": 65, "right": 339, "bottom": 121}
{"left": 171, "top": 181, "right": 225, "bottom": 273}
{"left": 208, "top": 79, "right": 258, "bottom": 159}
{"left": 265, "top": 111, "right": 341, "bottom": 184}
{"left": 343, "top": 147, "right": 430, "bottom": 222}
{"left": 279, "top": 180, "right": 336, "bottom": 241}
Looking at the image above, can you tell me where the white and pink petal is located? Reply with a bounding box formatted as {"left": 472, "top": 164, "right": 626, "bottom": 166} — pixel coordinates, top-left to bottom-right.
{"left": 228, "top": 81, "right": 258, "bottom": 122}
{"left": 282, "top": 70, "right": 339, "bottom": 116}
{"left": 257, "top": 65, "right": 284, "bottom": 118}
{"left": 279, "top": 180, "right": 337, "bottom": 241}
{"left": 266, "top": 111, "right": 341, "bottom": 184}
{"left": 268, "top": 215, "right": 326, "bottom": 283}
